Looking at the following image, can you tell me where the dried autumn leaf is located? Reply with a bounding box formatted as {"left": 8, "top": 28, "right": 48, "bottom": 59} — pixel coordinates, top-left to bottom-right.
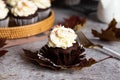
{"left": 74, "top": 24, "right": 83, "bottom": 31}
{"left": 60, "top": 16, "right": 86, "bottom": 30}
{"left": 92, "top": 19, "right": 120, "bottom": 41}
{"left": 23, "top": 49, "right": 63, "bottom": 70}
{"left": 0, "top": 39, "right": 6, "bottom": 48}
{"left": 0, "top": 39, "right": 7, "bottom": 57}
{"left": 0, "top": 50, "right": 8, "bottom": 57}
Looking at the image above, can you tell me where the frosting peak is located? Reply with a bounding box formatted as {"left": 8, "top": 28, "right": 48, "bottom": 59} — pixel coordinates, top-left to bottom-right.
{"left": 48, "top": 25, "right": 77, "bottom": 49}
{"left": 6, "top": 0, "right": 19, "bottom": 7}
{"left": 32, "top": 0, "right": 51, "bottom": 9}
{"left": 11, "top": 0, "right": 37, "bottom": 17}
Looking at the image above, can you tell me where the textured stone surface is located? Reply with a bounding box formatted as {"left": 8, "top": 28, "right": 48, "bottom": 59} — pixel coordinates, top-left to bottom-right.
{"left": 0, "top": 8, "right": 120, "bottom": 80}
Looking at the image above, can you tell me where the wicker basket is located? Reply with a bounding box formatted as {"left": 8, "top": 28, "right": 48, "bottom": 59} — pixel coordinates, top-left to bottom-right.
{"left": 0, "top": 10, "right": 55, "bottom": 39}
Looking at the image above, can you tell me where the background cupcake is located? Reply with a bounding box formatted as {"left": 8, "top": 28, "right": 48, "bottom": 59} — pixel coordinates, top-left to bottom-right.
{"left": 31, "top": 0, "right": 51, "bottom": 21}
{"left": 11, "top": 0, "right": 38, "bottom": 26}
{"left": 0, "top": 0, "right": 9, "bottom": 27}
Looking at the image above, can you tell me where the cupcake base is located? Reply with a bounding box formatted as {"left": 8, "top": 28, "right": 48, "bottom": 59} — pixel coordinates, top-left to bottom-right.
{"left": 40, "top": 42, "right": 85, "bottom": 66}
{"left": 13, "top": 13, "right": 38, "bottom": 26}
{"left": 23, "top": 42, "right": 96, "bottom": 70}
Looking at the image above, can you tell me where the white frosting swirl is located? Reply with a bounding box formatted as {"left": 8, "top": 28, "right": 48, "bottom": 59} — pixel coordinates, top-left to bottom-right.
{"left": 11, "top": 0, "right": 38, "bottom": 17}
{"left": 0, "top": 0, "right": 9, "bottom": 19}
{"left": 48, "top": 25, "right": 77, "bottom": 49}
{"left": 32, "top": 0, "right": 51, "bottom": 9}
{"left": 6, "top": 0, "right": 19, "bottom": 7}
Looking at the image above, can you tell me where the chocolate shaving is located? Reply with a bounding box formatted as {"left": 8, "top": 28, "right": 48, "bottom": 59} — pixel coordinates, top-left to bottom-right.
{"left": 23, "top": 47, "right": 96, "bottom": 70}
{"left": 92, "top": 19, "right": 120, "bottom": 41}
{"left": 60, "top": 16, "right": 86, "bottom": 30}
{"left": 0, "top": 39, "right": 8, "bottom": 57}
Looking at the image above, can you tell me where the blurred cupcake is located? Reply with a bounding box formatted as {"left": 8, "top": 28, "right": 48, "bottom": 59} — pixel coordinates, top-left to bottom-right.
{"left": 64, "top": 0, "right": 81, "bottom": 6}
{"left": 11, "top": 0, "right": 38, "bottom": 26}
{"left": 0, "top": 0, "right": 9, "bottom": 27}
{"left": 31, "top": 0, "right": 51, "bottom": 21}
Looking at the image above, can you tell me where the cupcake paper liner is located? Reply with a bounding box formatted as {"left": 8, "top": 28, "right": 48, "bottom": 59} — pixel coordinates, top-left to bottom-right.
{"left": 14, "top": 16, "right": 38, "bottom": 26}
{"left": 37, "top": 9, "right": 51, "bottom": 21}
{"left": 23, "top": 44, "right": 96, "bottom": 70}
{"left": 0, "top": 17, "right": 9, "bottom": 27}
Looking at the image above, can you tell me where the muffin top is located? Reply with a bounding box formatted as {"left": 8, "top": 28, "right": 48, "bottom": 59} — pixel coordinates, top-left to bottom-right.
{"left": 0, "top": 0, "right": 9, "bottom": 19}
{"left": 31, "top": 0, "right": 51, "bottom": 9}
{"left": 48, "top": 25, "right": 77, "bottom": 49}
{"left": 11, "top": 0, "right": 38, "bottom": 17}
{"left": 6, "top": 0, "right": 19, "bottom": 7}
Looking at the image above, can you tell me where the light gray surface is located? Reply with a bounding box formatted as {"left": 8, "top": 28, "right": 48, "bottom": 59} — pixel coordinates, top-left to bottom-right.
{"left": 0, "top": 8, "right": 120, "bottom": 80}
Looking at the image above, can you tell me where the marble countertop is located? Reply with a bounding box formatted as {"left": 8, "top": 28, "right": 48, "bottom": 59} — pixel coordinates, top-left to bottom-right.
{"left": 0, "top": 8, "right": 120, "bottom": 80}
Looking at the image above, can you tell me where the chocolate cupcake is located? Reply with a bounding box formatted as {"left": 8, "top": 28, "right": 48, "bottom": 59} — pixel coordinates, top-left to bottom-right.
{"left": 31, "top": 0, "right": 51, "bottom": 21}
{"left": 11, "top": 0, "right": 38, "bottom": 26}
{"left": 0, "top": 0, "right": 9, "bottom": 27}
{"left": 39, "top": 25, "right": 85, "bottom": 66}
